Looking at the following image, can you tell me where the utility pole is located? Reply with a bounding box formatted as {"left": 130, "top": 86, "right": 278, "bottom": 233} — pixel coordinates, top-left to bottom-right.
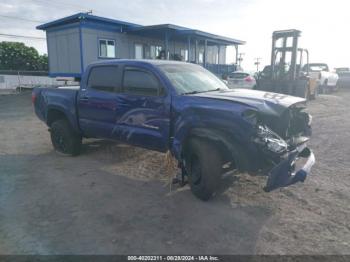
{"left": 238, "top": 53, "right": 245, "bottom": 68}
{"left": 254, "top": 57, "right": 262, "bottom": 72}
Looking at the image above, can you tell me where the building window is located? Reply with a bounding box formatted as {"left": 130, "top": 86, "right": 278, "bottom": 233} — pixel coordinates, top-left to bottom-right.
{"left": 99, "top": 39, "right": 116, "bottom": 58}
{"left": 150, "top": 45, "right": 163, "bottom": 59}
{"left": 180, "top": 49, "right": 188, "bottom": 61}
{"left": 135, "top": 44, "right": 144, "bottom": 59}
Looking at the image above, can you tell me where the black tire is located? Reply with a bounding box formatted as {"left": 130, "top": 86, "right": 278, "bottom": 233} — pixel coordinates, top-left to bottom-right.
{"left": 185, "top": 138, "right": 223, "bottom": 201}
{"left": 50, "top": 119, "right": 82, "bottom": 156}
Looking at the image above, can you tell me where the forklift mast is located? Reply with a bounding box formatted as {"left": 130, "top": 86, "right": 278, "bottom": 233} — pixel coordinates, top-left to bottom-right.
{"left": 257, "top": 29, "right": 316, "bottom": 99}
{"left": 270, "top": 29, "right": 301, "bottom": 81}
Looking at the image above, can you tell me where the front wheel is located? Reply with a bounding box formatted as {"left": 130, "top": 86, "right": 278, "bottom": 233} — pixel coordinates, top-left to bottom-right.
{"left": 50, "top": 119, "right": 82, "bottom": 156}
{"left": 185, "top": 138, "right": 223, "bottom": 201}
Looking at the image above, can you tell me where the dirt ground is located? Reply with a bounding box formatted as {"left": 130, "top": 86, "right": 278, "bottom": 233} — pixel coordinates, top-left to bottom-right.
{"left": 0, "top": 90, "right": 349, "bottom": 255}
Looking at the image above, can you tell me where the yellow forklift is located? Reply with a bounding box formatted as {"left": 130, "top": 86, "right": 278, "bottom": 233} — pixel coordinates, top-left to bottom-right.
{"left": 257, "top": 29, "right": 317, "bottom": 100}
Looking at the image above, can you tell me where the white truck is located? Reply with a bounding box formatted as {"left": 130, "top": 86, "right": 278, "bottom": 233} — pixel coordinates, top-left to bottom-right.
{"left": 303, "top": 63, "right": 339, "bottom": 93}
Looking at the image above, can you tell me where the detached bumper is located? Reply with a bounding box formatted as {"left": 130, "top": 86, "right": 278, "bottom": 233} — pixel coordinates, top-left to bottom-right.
{"left": 264, "top": 145, "right": 316, "bottom": 192}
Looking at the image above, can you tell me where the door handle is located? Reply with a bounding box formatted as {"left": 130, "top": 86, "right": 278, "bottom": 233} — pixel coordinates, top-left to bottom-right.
{"left": 80, "top": 96, "right": 89, "bottom": 101}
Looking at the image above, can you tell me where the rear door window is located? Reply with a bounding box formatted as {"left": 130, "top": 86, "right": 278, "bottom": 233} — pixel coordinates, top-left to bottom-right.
{"left": 87, "top": 66, "right": 120, "bottom": 92}
{"left": 122, "top": 67, "right": 162, "bottom": 96}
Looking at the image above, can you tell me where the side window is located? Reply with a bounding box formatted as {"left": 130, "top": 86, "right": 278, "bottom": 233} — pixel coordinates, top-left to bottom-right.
{"left": 87, "top": 66, "right": 120, "bottom": 92}
{"left": 123, "top": 68, "right": 161, "bottom": 96}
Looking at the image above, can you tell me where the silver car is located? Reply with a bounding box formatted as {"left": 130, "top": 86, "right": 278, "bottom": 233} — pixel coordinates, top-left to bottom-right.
{"left": 227, "top": 71, "right": 257, "bottom": 89}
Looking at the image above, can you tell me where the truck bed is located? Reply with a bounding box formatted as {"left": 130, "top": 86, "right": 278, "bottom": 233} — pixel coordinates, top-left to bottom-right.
{"left": 32, "top": 87, "right": 80, "bottom": 132}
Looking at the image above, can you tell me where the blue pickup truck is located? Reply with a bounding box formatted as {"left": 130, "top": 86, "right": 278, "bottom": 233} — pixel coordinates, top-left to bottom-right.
{"left": 32, "top": 60, "right": 315, "bottom": 200}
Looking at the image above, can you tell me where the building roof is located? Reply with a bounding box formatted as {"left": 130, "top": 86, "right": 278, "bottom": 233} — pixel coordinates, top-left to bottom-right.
{"left": 37, "top": 13, "right": 245, "bottom": 46}
{"left": 126, "top": 24, "right": 245, "bottom": 45}
{"left": 36, "top": 12, "right": 141, "bottom": 30}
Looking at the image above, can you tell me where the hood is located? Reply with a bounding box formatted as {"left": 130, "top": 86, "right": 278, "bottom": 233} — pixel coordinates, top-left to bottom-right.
{"left": 191, "top": 89, "right": 306, "bottom": 116}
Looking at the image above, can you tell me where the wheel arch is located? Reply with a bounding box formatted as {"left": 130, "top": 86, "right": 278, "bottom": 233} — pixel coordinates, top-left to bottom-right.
{"left": 47, "top": 108, "right": 67, "bottom": 127}
{"left": 46, "top": 106, "right": 80, "bottom": 134}
{"left": 181, "top": 127, "right": 249, "bottom": 171}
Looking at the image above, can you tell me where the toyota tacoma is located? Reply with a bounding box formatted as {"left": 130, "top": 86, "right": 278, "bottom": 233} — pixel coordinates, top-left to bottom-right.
{"left": 32, "top": 60, "right": 315, "bottom": 200}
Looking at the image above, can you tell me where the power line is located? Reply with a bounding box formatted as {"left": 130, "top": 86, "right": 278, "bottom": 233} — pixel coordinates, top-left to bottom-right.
{"left": 27, "top": 0, "right": 107, "bottom": 16}
{"left": 0, "top": 33, "right": 46, "bottom": 40}
{"left": 36, "top": 0, "right": 88, "bottom": 10}
{"left": 28, "top": 0, "right": 87, "bottom": 12}
{"left": 0, "top": 14, "right": 46, "bottom": 23}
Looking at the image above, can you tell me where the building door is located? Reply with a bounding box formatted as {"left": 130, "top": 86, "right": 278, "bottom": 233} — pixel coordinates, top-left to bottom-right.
{"left": 135, "top": 44, "right": 143, "bottom": 59}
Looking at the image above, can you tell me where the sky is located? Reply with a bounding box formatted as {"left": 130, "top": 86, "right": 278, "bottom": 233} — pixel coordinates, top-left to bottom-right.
{"left": 0, "top": 0, "right": 349, "bottom": 71}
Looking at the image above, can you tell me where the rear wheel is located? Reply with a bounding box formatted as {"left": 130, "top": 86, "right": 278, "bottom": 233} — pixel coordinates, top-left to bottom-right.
{"left": 50, "top": 119, "right": 82, "bottom": 156}
{"left": 185, "top": 138, "right": 223, "bottom": 201}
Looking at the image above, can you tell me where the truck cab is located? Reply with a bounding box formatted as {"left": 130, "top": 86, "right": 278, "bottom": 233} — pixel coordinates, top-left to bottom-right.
{"left": 303, "top": 63, "right": 339, "bottom": 92}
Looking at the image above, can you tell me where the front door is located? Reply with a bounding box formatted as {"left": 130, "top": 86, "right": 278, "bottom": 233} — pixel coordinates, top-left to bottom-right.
{"left": 112, "top": 65, "right": 171, "bottom": 152}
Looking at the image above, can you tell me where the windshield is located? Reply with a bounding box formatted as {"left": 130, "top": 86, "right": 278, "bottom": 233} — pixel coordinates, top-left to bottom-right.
{"left": 306, "top": 64, "right": 329, "bottom": 72}
{"left": 158, "top": 63, "right": 228, "bottom": 95}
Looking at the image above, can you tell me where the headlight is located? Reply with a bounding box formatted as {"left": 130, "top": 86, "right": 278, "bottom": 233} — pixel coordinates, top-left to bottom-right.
{"left": 254, "top": 125, "right": 288, "bottom": 154}
{"left": 265, "top": 137, "right": 288, "bottom": 153}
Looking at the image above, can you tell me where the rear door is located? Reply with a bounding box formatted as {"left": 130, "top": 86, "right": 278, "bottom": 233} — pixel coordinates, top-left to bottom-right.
{"left": 78, "top": 65, "right": 122, "bottom": 138}
{"left": 112, "top": 65, "right": 171, "bottom": 152}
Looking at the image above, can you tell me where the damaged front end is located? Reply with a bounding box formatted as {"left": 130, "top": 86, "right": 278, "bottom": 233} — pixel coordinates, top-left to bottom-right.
{"left": 245, "top": 103, "right": 316, "bottom": 192}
